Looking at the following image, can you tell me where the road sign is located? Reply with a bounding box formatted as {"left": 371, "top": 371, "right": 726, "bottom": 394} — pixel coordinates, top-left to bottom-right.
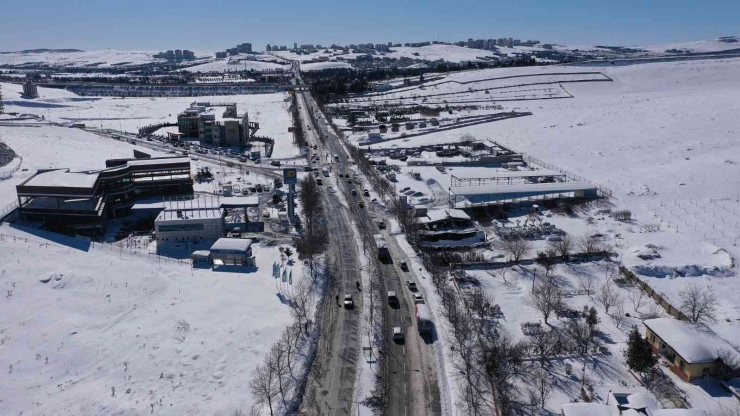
{"left": 283, "top": 168, "right": 297, "bottom": 185}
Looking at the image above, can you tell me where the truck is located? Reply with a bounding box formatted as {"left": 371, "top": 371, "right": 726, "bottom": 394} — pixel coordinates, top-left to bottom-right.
{"left": 374, "top": 234, "right": 390, "bottom": 261}
{"left": 415, "top": 304, "right": 433, "bottom": 333}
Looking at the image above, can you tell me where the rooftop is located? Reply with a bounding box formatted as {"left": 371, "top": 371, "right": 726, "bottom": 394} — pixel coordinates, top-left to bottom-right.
{"left": 644, "top": 318, "right": 740, "bottom": 364}
{"left": 23, "top": 169, "right": 99, "bottom": 190}
{"left": 420, "top": 208, "right": 471, "bottom": 224}
{"left": 155, "top": 207, "right": 222, "bottom": 222}
{"left": 210, "top": 238, "right": 253, "bottom": 253}
{"left": 561, "top": 403, "right": 620, "bottom": 416}
{"left": 450, "top": 181, "right": 597, "bottom": 197}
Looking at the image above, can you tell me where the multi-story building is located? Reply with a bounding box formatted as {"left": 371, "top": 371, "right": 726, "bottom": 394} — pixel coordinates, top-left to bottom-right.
{"left": 216, "top": 51, "right": 227, "bottom": 58}
{"left": 183, "top": 50, "right": 195, "bottom": 60}
{"left": 177, "top": 102, "right": 253, "bottom": 146}
{"left": 15, "top": 156, "right": 193, "bottom": 236}
{"left": 23, "top": 81, "right": 38, "bottom": 98}
{"left": 166, "top": 50, "right": 175, "bottom": 59}
{"left": 175, "top": 50, "right": 183, "bottom": 59}
{"left": 237, "top": 43, "right": 252, "bottom": 54}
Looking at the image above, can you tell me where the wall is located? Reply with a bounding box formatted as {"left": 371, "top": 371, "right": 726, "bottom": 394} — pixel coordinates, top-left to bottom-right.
{"left": 155, "top": 216, "right": 223, "bottom": 245}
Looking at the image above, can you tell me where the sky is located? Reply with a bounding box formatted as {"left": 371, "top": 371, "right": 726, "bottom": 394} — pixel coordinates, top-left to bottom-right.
{"left": 1, "top": 0, "right": 738, "bottom": 52}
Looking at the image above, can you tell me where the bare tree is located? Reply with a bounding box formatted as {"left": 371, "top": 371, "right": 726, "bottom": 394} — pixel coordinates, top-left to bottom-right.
{"left": 679, "top": 283, "right": 719, "bottom": 325}
{"left": 628, "top": 289, "right": 647, "bottom": 313}
{"left": 608, "top": 301, "right": 627, "bottom": 331}
{"left": 249, "top": 360, "right": 280, "bottom": 416}
{"left": 548, "top": 233, "right": 573, "bottom": 261}
{"left": 527, "top": 282, "right": 563, "bottom": 325}
{"left": 290, "top": 277, "right": 313, "bottom": 333}
{"left": 717, "top": 349, "right": 740, "bottom": 381}
{"left": 577, "top": 273, "right": 597, "bottom": 297}
{"left": 531, "top": 367, "right": 553, "bottom": 407}
{"left": 535, "top": 250, "right": 557, "bottom": 278}
{"left": 578, "top": 232, "right": 601, "bottom": 259}
{"left": 497, "top": 236, "right": 532, "bottom": 264}
{"left": 639, "top": 303, "right": 666, "bottom": 320}
{"left": 596, "top": 278, "right": 622, "bottom": 315}
{"left": 597, "top": 259, "right": 618, "bottom": 282}
{"left": 269, "top": 343, "right": 290, "bottom": 410}
{"left": 565, "top": 318, "right": 591, "bottom": 355}
{"left": 529, "top": 330, "right": 561, "bottom": 367}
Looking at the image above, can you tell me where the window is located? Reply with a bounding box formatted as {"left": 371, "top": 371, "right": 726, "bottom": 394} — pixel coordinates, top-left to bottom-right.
{"left": 158, "top": 223, "right": 205, "bottom": 233}
{"left": 703, "top": 367, "right": 710, "bottom": 374}
{"left": 679, "top": 360, "right": 685, "bottom": 370}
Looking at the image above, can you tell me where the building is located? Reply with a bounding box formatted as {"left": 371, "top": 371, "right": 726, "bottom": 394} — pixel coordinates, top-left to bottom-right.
{"left": 210, "top": 238, "right": 255, "bottom": 267}
{"left": 183, "top": 50, "right": 195, "bottom": 60}
{"left": 416, "top": 208, "right": 486, "bottom": 248}
{"left": 562, "top": 392, "right": 709, "bottom": 415}
{"left": 177, "top": 102, "right": 254, "bottom": 146}
{"left": 265, "top": 44, "right": 271, "bottom": 52}
{"left": 237, "top": 43, "right": 252, "bottom": 54}
{"left": 154, "top": 206, "right": 223, "bottom": 244}
{"left": 15, "top": 156, "right": 193, "bottom": 236}
{"left": 22, "top": 81, "right": 38, "bottom": 98}
{"left": 644, "top": 318, "right": 740, "bottom": 382}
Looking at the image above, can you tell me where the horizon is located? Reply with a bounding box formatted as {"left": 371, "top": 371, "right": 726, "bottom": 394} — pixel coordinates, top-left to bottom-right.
{"left": 1, "top": 0, "right": 739, "bottom": 52}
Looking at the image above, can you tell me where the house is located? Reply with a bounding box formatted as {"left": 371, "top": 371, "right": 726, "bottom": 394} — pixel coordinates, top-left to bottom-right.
{"left": 210, "top": 238, "right": 255, "bottom": 267}
{"left": 644, "top": 318, "right": 740, "bottom": 382}
{"left": 416, "top": 208, "right": 486, "bottom": 248}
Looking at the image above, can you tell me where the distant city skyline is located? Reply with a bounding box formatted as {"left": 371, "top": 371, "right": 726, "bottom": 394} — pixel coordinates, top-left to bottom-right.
{"left": 1, "top": 0, "right": 738, "bottom": 52}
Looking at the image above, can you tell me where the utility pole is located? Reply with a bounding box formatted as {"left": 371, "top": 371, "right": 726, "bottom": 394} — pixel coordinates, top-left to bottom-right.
{"left": 0, "top": 85, "right": 4, "bottom": 114}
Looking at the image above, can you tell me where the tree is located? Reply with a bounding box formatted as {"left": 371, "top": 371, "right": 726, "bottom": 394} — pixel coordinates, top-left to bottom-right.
{"left": 548, "top": 233, "right": 572, "bottom": 261}
{"left": 596, "top": 278, "right": 622, "bottom": 315}
{"left": 249, "top": 361, "right": 280, "bottom": 416}
{"left": 498, "top": 236, "right": 532, "bottom": 263}
{"left": 531, "top": 367, "right": 553, "bottom": 408}
{"left": 565, "top": 318, "right": 591, "bottom": 355}
{"left": 529, "top": 330, "right": 561, "bottom": 367}
{"left": 535, "top": 250, "right": 557, "bottom": 278}
{"left": 577, "top": 273, "right": 597, "bottom": 297}
{"left": 679, "top": 283, "right": 719, "bottom": 325}
{"left": 624, "top": 325, "right": 657, "bottom": 377}
{"left": 527, "top": 282, "right": 563, "bottom": 325}
{"left": 585, "top": 307, "right": 599, "bottom": 339}
{"left": 578, "top": 232, "right": 601, "bottom": 259}
{"left": 717, "top": 349, "right": 740, "bottom": 381}
{"left": 628, "top": 289, "right": 647, "bottom": 313}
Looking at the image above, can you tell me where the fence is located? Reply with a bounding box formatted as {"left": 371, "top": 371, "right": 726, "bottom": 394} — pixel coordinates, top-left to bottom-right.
{"left": 620, "top": 266, "right": 688, "bottom": 321}
{"left": 0, "top": 156, "right": 23, "bottom": 180}
{"left": 0, "top": 201, "right": 19, "bottom": 222}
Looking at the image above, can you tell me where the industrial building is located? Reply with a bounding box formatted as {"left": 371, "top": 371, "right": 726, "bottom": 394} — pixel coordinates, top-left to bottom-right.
{"left": 177, "top": 102, "right": 258, "bottom": 146}
{"left": 449, "top": 181, "right": 598, "bottom": 208}
{"left": 15, "top": 155, "right": 193, "bottom": 236}
{"left": 415, "top": 208, "right": 486, "bottom": 248}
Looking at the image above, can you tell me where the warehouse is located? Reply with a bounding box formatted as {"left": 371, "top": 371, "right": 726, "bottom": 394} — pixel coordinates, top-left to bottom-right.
{"left": 449, "top": 182, "right": 598, "bottom": 208}
{"left": 210, "top": 238, "right": 255, "bottom": 267}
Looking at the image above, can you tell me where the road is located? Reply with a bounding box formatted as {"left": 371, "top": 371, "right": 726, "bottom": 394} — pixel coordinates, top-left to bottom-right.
{"left": 296, "top": 85, "right": 442, "bottom": 416}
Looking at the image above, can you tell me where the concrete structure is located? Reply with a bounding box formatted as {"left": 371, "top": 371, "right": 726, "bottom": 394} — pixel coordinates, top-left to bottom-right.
{"left": 16, "top": 156, "right": 193, "bottom": 236}
{"left": 644, "top": 318, "right": 740, "bottom": 382}
{"left": 210, "top": 238, "right": 255, "bottom": 267}
{"left": 22, "top": 81, "right": 38, "bottom": 98}
{"left": 562, "top": 392, "right": 709, "bottom": 415}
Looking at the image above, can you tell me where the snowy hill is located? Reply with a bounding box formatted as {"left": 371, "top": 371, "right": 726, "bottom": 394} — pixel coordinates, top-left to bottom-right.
{"left": 0, "top": 49, "right": 210, "bottom": 68}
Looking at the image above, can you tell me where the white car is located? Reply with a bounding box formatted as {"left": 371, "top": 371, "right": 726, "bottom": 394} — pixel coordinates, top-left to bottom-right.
{"left": 413, "top": 294, "right": 424, "bottom": 304}
{"left": 392, "top": 327, "right": 404, "bottom": 341}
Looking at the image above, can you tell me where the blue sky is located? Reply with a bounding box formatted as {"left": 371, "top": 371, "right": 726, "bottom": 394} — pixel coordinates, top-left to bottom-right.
{"left": 1, "top": 0, "right": 738, "bottom": 51}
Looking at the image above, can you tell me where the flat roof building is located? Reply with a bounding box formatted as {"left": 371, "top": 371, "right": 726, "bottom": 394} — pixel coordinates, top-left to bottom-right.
{"left": 16, "top": 155, "right": 193, "bottom": 236}
{"left": 155, "top": 207, "right": 223, "bottom": 245}
{"left": 210, "top": 238, "right": 255, "bottom": 267}
{"left": 177, "top": 102, "right": 255, "bottom": 146}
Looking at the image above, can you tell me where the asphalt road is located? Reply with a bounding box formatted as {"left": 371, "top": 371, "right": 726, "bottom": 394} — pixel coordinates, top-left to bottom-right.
{"left": 296, "top": 88, "right": 442, "bottom": 416}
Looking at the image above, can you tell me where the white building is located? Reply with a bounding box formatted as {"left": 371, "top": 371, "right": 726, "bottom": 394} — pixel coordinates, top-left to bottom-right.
{"left": 154, "top": 207, "right": 223, "bottom": 244}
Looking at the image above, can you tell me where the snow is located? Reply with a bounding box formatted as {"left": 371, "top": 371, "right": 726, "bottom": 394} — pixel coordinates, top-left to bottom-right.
{"left": 561, "top": 403, "right": 621, "bottom": 416}
{"left": 179, "top": 59, "right": 288, "bottom": 73}
{"left": 451, "top": 181, "right": 596, "bottom": 196}
{"left": 300, "top": 61, "right": 353, "bottom": 71}
{"left": 23, "top": 168, "right": 100, "bottom": 189}
{"left": 209, "top": 237, "right": 253, "bottom": 252}
{"left": 644, "top": 318, "right": 739, "bottom": 364}
{"left": 0, "top": 222, "right": 299, "bottom": 415}
{"left": 0, "top": 49, "right": 200, "bottom": 68}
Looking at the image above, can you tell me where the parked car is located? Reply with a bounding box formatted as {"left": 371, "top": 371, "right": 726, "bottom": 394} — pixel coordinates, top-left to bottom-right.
{"left": 363, "top": 189, "right": 370, "bottom": 197}
{"left": 270, "top": 160, "right": 281, "bottom": 167}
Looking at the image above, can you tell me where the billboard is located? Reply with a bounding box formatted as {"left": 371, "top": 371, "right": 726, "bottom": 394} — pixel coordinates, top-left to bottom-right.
{"left": 283, "top": 168, "right": 297, "bottom": 185}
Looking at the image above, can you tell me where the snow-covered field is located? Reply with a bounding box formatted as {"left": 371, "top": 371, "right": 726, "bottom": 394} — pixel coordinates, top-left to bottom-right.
{"left": 0, "top": 222, "right": 301, "bottom": 415}
{"left": 0, "top": 82, "right": 298, "bottom": 158}
{"left": 0, "top": 50, "right": 187, "bottom": 68}
{"left": 179, "top": 55, "right": 290, "bottom": 73}
{"left": 300, "top": 61, "right": 353, "bottom": 71}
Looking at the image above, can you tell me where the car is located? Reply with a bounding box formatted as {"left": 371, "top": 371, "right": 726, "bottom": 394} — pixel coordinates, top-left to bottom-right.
{"left": 347, "top": 178, "right": 352, "bottom": 184}
{"left": 343, "top": 294, "right": 354, "bottom": 308}
{"left": 316, "top": 179, "right": 323, "bottom": 185}
{"left": 406, "top": 280, "right": 417, "bottom": 291}
{"left": 241, "top": 189, "right": 250, "bottom": 195}
{"left": 377, "top": 221, "right": 386, "bottom": 230}
{"left": 387, "top": 291, "right": 398, "bottom": 303}
{"left": 363, "top": 190, "right": 370, "bottom": 197}
{"left": 351, "top": 189, "right": 357, "bottom": 196}
{"left": 327, "top": 185, "right": 334, "bottom": 192}
{"left": 399, "top": 261, "right": 408, "bottom": 271}
{"left": 270, "top": 160, "right": 281, "bottom": 167}
{"left": 263, "top": 185, "right": 271, "bottom": 193}
{"left": 392, "top": 327, "right": 404, "bottom": 341}
{"left": 238, "top": 156, "right": 247, "bottom": 162}
{"left": 358, "top": 200, "right": 364, "bottom": 208}
{"left": 400, "top": 187, "right": 411, "bottom": 193}
{"left": 255, "top": 185, "right": 263, "bottom": 193}
{"left": 304, "top": 166, "right": 313, "bottom": 172}
{"left": 413, "top": 294, "right": 424, "bottom": 304}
